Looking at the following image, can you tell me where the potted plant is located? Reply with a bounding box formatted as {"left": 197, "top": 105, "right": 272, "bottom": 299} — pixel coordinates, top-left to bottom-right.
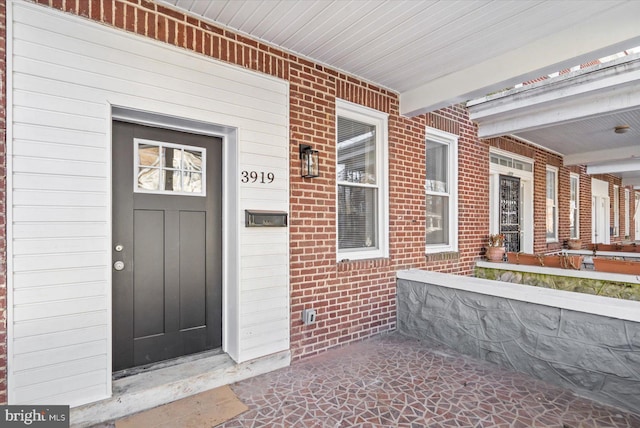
{"left": 567, "top": 238, "right": 582, "bottom": 250}
{"left": 485, "top": 234, "right": 505, "bottom": 262}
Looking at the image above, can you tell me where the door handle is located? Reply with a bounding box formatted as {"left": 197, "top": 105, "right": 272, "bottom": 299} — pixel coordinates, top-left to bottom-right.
{"left": 114, "top": 261, "right": 125, "bottom": 271}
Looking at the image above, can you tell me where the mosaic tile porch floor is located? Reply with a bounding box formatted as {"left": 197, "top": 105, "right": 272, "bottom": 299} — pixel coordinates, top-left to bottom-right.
{"left": 219, "top": 333, "right": 640, "bottom": 428}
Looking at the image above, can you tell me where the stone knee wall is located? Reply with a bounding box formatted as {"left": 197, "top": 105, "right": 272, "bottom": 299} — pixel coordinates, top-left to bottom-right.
{"left": 397, "top": 278, "right": 640, "bottom": 413}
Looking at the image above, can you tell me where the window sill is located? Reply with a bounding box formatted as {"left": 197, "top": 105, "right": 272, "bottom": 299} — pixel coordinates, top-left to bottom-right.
{"left": 424, "top": 252, "right": 459, "bottom": 262}
{"left": 337, "top": 258, "right": 391, "bottom": 272}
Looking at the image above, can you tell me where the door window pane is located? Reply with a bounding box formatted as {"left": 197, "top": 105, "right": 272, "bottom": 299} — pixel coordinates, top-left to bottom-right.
{"left": 138, "top": 168, "right": 161, "bottom": 191}
{"left": 134, "top": 139, "right": 206, "bottom": 196}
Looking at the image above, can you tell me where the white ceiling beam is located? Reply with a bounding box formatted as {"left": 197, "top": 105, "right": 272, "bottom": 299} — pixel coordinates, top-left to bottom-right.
{"left": 587, "top": 159, "right": 640, "bottom": 175}
{"left": 622, "top": 176, "right": 640, "bottom": 188}
{"left": 565, "top": 146, "right": 640, "bottom": 166}
{"left": 399, "top": 2, "right": 640, "bottom": 117}
{"left": 468, "top": 62, "right": 640, "bottom": 138}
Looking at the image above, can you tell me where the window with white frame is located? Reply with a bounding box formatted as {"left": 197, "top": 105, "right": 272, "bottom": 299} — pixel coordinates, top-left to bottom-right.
{"left": 546, "top": 166, "right": 558, "bottom": 242}
{"left": 425, "top": 128, "right": 458, "bottom": 253}
{"left": 625, "top": 188, "right": 630, "bottom": 237}
{"left": 614, "top": 185, "right": 620, "bottom": 236}
{"left": 569, "top": 173, "right": 579, "bottom": 239}
{"left": 336, "top": 100, "right": 388, "bottom": 260}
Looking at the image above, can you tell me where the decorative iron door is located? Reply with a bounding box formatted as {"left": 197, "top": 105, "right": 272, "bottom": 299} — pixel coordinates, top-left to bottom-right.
{"left": 499, "top": 175, "right": 521, "bottom": 253}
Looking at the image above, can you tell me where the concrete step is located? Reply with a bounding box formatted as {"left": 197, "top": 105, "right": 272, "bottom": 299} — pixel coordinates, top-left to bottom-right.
{"left": 71, "top": 349, "right": 290, "bottom": 427}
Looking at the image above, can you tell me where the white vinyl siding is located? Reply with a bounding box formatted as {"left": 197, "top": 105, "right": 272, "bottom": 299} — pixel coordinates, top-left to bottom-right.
{"left": 9, "top": 2, "right": 289, "bottom": 406}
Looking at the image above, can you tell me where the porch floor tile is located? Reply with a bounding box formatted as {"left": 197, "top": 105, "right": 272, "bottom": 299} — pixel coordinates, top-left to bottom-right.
{"left": 218, "top": 333, "right": 640, "bottom": 427}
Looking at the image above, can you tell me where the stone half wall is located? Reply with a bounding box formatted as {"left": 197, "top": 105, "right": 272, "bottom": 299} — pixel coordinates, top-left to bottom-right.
{"left": 396, "top": 270, "right": 640, "bottom": 414}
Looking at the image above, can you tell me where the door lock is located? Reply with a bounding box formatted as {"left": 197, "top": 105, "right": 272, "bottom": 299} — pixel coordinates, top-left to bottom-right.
{"left": 114, "top": 244, "right": 124, "bottom": 252}
{"left": 113, "top": 261, "right": 125, "bottom": 271}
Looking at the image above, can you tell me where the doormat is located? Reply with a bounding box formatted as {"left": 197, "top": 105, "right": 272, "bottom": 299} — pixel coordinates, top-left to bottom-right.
{"left": 115, "top": 385, "right": 248, "bottom": 428}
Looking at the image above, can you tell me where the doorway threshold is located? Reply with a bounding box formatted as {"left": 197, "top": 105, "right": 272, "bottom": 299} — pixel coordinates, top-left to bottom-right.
{"left": 70, "top": 349, "right": 291, "bottom": 428}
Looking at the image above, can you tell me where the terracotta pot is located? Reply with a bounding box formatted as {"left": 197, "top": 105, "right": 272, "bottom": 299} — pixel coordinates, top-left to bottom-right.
{"left": 507, "top": 252, "right": 539, "bottom": 266}
{"left": 593, "top": 258, "right": 640, "bottom": 275}
{"left": 567, "top": 239, "right": 582, "bottom": 250}
{"left": 540, "top": 255, "right": 584, "bottom": 270}
{"left": 486, "top": 246, "right": 505, "bottom": 262}
{"left": 595, "top": 244, "right": 618, "bottom": 252}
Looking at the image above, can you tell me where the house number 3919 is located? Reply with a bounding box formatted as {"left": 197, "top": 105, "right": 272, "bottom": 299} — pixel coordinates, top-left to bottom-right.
{"left": 241, "top": 171, "right": 275, "bottom": 183}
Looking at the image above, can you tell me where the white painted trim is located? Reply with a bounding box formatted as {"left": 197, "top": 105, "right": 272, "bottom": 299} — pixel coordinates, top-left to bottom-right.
{"left": 613, "top": 184, "right": 620, "bottom": 237}
{"left": 566, "top": 145, "right": 640, "bottom": 167}
{"left": 545, "top": 165, "right": 558, "bottom": 243}
{"left": 489, "top": 147, "right": 534, "bottom": 178}
{"left": 587, "top": 158, "right": 640, "bottom": 175}
{"left": 592, "top": 178, "right": 609, "bottom": 197}
{"left": 105, "top": 105, "right": 114, "bottom": 400}
{"left": 625, "top": 188, "right": 631, "bottom": 238}
{"left": 592, "top": 178, "right": 611, "bottom": 244}
{"left": 397, "top": 269, "right": 640, "bottom": 323}
{"left": 570, "top": 172, "right": 580, "bottom": 240}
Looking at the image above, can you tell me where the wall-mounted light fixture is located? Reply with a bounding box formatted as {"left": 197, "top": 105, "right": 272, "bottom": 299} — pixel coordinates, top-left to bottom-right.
{"left": 614, "top": 125, "right": 630, "bottom": 134}
{"left": 299, "top": 144, "right": 320, "bottom": 178}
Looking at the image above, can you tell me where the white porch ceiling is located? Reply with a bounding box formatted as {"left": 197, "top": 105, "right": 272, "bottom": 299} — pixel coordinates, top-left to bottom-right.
{"left": 162, "top": 0, "right": 640, "bottom": 184}
{"left": 162, "top": 0, "right": 640, "bottom": 115}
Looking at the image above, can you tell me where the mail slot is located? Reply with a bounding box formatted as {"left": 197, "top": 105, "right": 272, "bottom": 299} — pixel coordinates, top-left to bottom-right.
{"left": 245, "top": 210, "right": 288, "bottom": 227}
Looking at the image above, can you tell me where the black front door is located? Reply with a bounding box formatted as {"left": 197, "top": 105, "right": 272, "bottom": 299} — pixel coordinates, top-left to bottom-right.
{"left": 112, "top": 121, "right": 222, "bottom": 372}
{"left": 499, "top": 175, "right": 521, "bottom": 253}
